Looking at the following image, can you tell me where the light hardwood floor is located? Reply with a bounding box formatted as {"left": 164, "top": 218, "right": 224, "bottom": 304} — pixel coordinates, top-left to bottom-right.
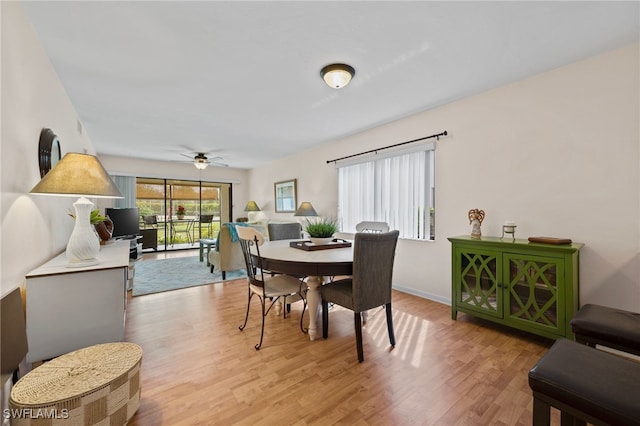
{"left": 126, "top": 251, "right": 556, "bottom": 425}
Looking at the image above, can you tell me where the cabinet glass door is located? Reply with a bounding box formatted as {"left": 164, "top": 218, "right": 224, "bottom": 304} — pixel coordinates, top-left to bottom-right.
{"left": 504, "top": 254, "right": 564, "bottom": 334}
{"left": 456, "top": 248, "right": 501, "bottom": 317}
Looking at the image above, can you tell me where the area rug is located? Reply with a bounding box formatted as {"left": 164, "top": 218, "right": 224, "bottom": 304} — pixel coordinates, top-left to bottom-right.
{"left": 132, "top": 256, "right": 245, "bottom": 296}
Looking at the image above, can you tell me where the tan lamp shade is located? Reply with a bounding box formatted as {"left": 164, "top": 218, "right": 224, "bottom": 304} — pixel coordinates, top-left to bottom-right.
{"left": 244, "top": 201, "right": 261, "bottom": 212}
{"left": 294, "top": 202, "right": 318, "bottom": 217}
{"left": 30, "top": 153, "right": 123, "bottom": 198}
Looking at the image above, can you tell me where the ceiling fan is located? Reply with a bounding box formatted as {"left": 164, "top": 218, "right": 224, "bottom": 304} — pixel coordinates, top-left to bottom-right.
{"left": 179, "top": 152, "right": 228, "bottom": 169}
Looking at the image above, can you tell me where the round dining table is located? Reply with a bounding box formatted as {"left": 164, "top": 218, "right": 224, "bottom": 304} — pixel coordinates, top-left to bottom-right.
{"left": 254, "top": 239, "right": 354, "bottom": 340}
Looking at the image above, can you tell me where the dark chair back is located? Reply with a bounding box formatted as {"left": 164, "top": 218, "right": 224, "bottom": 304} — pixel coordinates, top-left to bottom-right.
{"left": 352, "top": 230, "right": 399, "bottom": 312}
{"left": 198, "top": 214, "right": 214, "bottom": 237}
{"left": 268, "top": 222, "right": 302, "bottom": 241}
{"left": 1, "top": 287, "right": 28, "bottom": 383}
{"left": 143, "top": 215, "right": 158, "bottom": 227}
{"left": 199, "top": 214, "right": 214, "bottom": 224}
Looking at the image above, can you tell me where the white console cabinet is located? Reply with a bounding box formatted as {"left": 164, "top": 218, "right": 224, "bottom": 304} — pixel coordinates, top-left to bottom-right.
{"left": 24, "top": 240, "right": 129, "bottom": 363}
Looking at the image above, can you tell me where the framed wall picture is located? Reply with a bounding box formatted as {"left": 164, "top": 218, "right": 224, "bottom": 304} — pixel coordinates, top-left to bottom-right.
{"left": 274, "top": 179, "right": 297, "bottom": 213}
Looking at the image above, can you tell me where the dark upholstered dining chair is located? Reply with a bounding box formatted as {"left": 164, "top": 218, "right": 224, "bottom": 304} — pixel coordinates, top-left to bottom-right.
{"left": 236, "top": 226, "right": 307, "bottom": 350}
{"left": 321, "top": 230, "right": 399, "bottom": 362}
{"left": 267, "top": 222, "right": 302, "bottom": 241}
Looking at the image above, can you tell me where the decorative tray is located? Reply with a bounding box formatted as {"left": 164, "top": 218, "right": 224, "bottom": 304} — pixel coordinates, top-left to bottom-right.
{"left": 289, "top": 239, "right": 352, "bottom": 251}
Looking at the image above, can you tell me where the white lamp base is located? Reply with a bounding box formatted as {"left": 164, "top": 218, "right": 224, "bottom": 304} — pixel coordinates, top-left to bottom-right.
{"left": 66, "top": 197, "right": 100, "bottom": 265}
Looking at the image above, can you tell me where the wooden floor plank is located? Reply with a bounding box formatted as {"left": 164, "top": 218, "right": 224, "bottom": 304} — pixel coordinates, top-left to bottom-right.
{"left": 125, "top": 252, "right": 558, "bottom": 425}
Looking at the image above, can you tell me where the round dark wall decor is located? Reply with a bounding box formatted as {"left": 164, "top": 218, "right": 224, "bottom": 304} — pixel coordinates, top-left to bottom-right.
{"left": 38, "top": 128, "right": 61, "bottom": 177}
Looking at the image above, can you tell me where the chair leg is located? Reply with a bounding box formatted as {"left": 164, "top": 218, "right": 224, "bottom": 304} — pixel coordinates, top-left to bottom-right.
{"left": 210, "top": 264, "right": 214, "bottom": 273}
{"left": 354, "top": 311, "right": 364, "bottom": 362}
{"left": 255, "top": 296, "right": 266, "bottom": 350}
{"left": 385, "top": 303, "right": 396, "bottom": 347}
{"left": 239, "top": 289, "right": 253, "bottom": 331}
{"left": 322, "top": 300, "right": 329, "bottom": 339}
{"left": 222, "top": 271, "right": 226, "bottom": 280}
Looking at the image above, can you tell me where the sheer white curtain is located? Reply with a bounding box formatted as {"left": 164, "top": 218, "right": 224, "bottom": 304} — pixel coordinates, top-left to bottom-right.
{"left": 111, "top": 175, "right": 136, "bottom": 208}
{"left": 337, "top": 143, "right": 434, "bottom": 240}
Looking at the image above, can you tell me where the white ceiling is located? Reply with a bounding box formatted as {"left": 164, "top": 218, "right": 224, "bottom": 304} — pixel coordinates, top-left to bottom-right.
{"left": 20, "top": 1, "right": 639, "bottom": 169}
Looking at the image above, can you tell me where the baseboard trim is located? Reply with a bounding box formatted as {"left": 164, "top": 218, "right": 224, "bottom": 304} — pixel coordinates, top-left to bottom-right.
{"left": 392, "top": 285, "right": 451, "bottom": 306}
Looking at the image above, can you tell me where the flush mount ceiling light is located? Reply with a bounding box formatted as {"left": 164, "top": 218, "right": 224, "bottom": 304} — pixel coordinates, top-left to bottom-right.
{"left": 320, "top": 63, "right": 355, "bottom": 89}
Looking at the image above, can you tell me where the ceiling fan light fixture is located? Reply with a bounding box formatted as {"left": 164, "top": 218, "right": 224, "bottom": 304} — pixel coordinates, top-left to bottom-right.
{"left": 320, "top": 63, "right": 355, "bottom": 89}
{"left": 193, "top": 153, "right": 209, "bottom": 170}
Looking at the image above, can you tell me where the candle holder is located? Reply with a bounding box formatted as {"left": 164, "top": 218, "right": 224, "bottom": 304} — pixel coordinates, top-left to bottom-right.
{"left": 501, "top": 221, "right": 517, "bottom": 241}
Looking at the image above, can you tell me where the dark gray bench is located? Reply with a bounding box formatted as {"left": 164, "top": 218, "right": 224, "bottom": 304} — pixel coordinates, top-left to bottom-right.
{"left": 528, "top": 338, "right": 640, "bottom": 426}
{"left": 571, "top": 304, "right": 640, "bottom": 356}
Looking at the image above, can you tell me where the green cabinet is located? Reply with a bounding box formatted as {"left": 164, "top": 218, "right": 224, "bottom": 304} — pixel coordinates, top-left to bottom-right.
{"left": 448, "top": 236, "right": 583, "bottom": 340}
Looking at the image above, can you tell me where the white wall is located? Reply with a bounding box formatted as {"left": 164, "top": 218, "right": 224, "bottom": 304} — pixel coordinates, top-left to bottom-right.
{"left": 1, "top": 3, "right": 98, "bottom": 295}
{"left": 249, "top": 43, "right": 640, "bottom": 311}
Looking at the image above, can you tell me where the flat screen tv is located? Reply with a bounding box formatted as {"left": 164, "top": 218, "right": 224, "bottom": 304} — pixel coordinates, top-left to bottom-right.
{"left": 105, "top": 207, "right": 140, "bottom": 239}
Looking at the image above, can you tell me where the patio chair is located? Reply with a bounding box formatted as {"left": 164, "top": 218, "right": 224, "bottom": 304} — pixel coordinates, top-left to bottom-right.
{"left": 198, "top": 214, "right": 214, "bottom": 238}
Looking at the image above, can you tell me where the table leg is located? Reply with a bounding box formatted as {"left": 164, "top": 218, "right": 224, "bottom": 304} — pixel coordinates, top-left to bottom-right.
{"left": 306, "top": 275, "right": 324, "bottom": 341}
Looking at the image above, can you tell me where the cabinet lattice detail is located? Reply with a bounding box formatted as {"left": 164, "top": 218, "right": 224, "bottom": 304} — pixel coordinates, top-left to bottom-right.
{"left": 460, "top": 252, "right": 498, "bottom": 312}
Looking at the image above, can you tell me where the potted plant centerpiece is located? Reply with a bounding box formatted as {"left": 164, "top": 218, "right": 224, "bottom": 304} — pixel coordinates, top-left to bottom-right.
{"left": 304, "top": 217, "right": 338, "bottom": 245}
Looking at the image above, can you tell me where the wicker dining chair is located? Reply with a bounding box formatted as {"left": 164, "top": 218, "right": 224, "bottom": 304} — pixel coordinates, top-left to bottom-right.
{"left": 321, "top": 230, "right": 399, "bottom": 362}
{"left": 236, "top": 226, "right": 307, "bottom": 350}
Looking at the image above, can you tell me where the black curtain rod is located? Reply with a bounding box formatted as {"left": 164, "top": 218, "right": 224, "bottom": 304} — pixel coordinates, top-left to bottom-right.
{"left": 326, "top": 130, "right": 448, "bottom": 164}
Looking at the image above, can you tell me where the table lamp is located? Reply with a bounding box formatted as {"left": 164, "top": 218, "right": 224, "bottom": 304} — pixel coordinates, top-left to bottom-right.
{"left": 29, "top": 153, "right": 123, "bottom": 266}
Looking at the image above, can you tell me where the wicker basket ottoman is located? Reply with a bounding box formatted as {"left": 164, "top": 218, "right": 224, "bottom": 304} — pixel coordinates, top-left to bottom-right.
{"left": 9, "top": 342, "right": 142, "bottom": 425}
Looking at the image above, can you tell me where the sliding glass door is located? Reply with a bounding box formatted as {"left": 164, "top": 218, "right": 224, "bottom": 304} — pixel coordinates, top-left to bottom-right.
{"left": 136, "top": 178, "right": 230, "bottom": 251}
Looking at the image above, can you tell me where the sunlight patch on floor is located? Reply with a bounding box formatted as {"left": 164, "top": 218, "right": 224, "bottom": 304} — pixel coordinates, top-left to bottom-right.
{"left": 365, "top": 307, "right": 431, "bottom": 368}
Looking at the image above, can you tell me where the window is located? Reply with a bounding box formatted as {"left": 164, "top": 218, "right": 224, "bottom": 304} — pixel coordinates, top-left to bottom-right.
{"left": 337, "top": 142, "right": 435, "bottom": 240}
